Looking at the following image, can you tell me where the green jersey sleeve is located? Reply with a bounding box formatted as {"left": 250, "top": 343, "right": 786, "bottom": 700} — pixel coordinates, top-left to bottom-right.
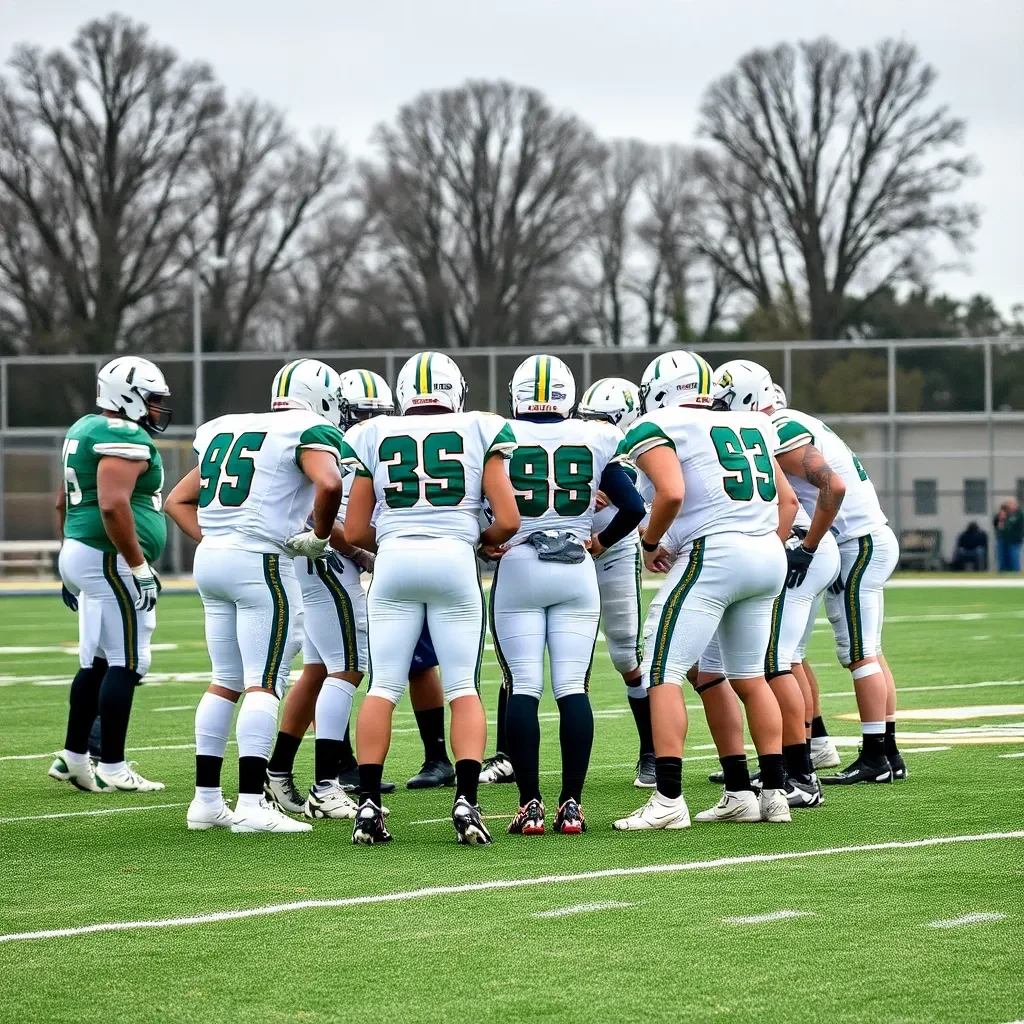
{"left": 482, "top": 417, "right": 516, "bottom": 460}
{"left": 297, "top": 422, "right": 344, "bottom": 465}
{"left": 88, "top": 417, "right": 155, "bottom": 462}
{"left": 338, "top": 421, "right": 373, "bottom": 477}
{"left": 772, "top": 414, "right": 814, "bottom": 455}
{"left": 619, "top": 419, "right": 675, "bottom": 461}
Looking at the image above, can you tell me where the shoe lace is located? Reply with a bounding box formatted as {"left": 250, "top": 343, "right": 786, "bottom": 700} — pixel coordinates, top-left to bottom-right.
{"left": 482, "top": 753, "right": 507, "bottom": 769}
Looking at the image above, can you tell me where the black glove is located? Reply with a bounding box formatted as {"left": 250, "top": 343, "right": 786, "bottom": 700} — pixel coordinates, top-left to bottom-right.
{"left": 61, "top": 584, "right": 78, "bottom": 612}
{"left": 828, "top": 573, "right": 844, "bottom": 595}
{"left": 325, "top": 550, "right": 347, "bottom": 575}
{"left": 786, "top": 545, "right": 815, "bottom": 589}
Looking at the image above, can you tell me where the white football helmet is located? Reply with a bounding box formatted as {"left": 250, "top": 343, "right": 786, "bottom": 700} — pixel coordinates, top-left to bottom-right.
{"left": 713, "top": 359, "right": 775, "bottom": 413}
{"left": 395, "top": 352, "right": 466, "bottom": 413}
{"left": 509, "top": 355, "right": 576, "bottom": 419}
{"left": 271, "top": 358, "right": 342, "bottom": 424}
{"left": 772, "top": 383, "right": 788, "bottom": 410}
{"left": 577, "top": 377, "right": 641, "bottom": 430}
{"left": 337, "top": 369, "right": 394, "bottom": 429}
{"left": 640, "top": 351, "right": 714, "bottom": 413}
{"left": 96, "top": 357, "right": 171, "bottom": 433}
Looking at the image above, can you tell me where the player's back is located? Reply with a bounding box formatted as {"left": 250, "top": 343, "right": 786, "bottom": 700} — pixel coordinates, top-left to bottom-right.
{"left": 505, "top": 417, "right": 621, "bottom": 545}
{"left": 772, "top": 408, "right": 885, "bottom": 542}
{"left": 195, "top": 409, "right": 343, "bottom": 553}
{"left": 342, "top": 410, "right": 515, "bottom": 546}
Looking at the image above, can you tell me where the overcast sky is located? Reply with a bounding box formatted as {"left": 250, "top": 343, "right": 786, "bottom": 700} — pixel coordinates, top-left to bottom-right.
{"left": 7, "top": 0, "right": 1023, "bottom": 313}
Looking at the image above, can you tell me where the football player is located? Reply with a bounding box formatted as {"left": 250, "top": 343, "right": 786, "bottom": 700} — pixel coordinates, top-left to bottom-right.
{"left": 612, "top": 351, "right": 798, "bottom": 831}
{"left": 165, "top": 358, "right": 345, "bottom": 833}
{"left": 50, "top": 357, "right": 171, "bottom": 794}
{"left": 490, "top": 358, "right": 644, "bottom": 836}
{"left": 341, "top": 351, "right": 520, "bottom": 845}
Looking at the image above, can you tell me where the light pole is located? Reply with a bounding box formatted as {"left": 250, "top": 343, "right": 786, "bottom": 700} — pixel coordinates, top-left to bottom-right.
{"left": 191, "top": 255, "right": 230, "bottom": 427}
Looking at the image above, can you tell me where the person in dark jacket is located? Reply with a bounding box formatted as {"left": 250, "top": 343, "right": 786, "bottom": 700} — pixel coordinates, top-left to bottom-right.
{"left": 994, "top": 498, "right": 1023, "bottom": 572}
{"left": 950, "top": 521, "right": 988, "bottom": 571}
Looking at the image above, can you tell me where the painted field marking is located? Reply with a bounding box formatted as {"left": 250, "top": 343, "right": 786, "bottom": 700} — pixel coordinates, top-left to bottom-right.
{"left": 0, "top": 831, "right": 1019, "bottom": 945}
{"left": 154, "top": 706, "right": 193, "bottom": 713}
{"left": 998, "top": 752, "right": 1024, "bottom": 759}
{"left": 820, "top": 680, "right": 1024, "bottom": 699}
{"left": 924, "top": 912, "right": 1006, "bottom": 929}
{"left": 0, "top": 742, "right": 202, "bottom": 762}
{"left": 0, "top": 643, "right": 179, "bottom": 656}
{"left": 532, "top": 902, "right": 633, "bottom": 919}
{"left": 722, "top": 910, "right": 813, "bottom": 925}
{"left": 0, "top": 803, "right": 188, "bottom": 824}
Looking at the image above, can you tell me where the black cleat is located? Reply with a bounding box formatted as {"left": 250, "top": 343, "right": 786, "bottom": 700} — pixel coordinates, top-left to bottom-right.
{"left": 784, "top": 774, "right": 823, "bottom": 808}
{"left": 352, "top": 800, "right": 393, "bottom": 845}
{"left": 708, "top": 769, "right": 725, "bottom": 784}
{"left": 553, "top": 799, "right": 586, "bottom": 834}
{"left": 338, "top": 765, "right": 395, "bottom": 794}
{"left": 634, "top": 753, "right": 656, "bottom": 788}
{"left": 452, "top": 796, "right": 492, "bottom": 845}
{"left": 507, "top": 798, "right": 545, "bottom": 835}
{"left": 820, "top": 753, "right": 893, "bottom": 785}
{"left": 479, "top": 753, "right": 515, "bottom": 784}
{"left": 406, "top": 759, "right": 456, "bottom": 790}
{"left": 889, "top": 752, "right": 908, "bottom": 780}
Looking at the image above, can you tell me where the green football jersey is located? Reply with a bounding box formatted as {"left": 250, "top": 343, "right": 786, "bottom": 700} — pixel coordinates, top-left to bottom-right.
{"left": 61, "top": 414, "right": 167, "bottom": 562}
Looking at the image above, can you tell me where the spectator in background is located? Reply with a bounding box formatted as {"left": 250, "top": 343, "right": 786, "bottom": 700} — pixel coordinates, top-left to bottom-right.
{"left": 950, "top": 521, "right": 988, "bottom": 571}
{"left": 994, "top": 498, "right": 1023, "bottom": 572}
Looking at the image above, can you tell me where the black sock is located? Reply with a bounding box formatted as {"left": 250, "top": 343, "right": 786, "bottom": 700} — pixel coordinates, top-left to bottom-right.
{"left": 811, "top": 715, "right": 829, "bottom": 738}
{"left": 506, "top": 693, "right": 541, "bottom": 805}
{"left": 455, "top": 759, "right": 481, "bottom": 806}
{"left": 627, "top": 690, "right": 654, "bottom": 756}
{"left": 862, "top": 732, "right": 886, "bottom": 759}
{"left": 495, "top": 684, "right": 509, "bottom": 755}
{"left": 784, "top": 742, "right": 812, "bottom": 781}
{"left": 758, "top": 753, "right": 786, "bottom": 790}
{"left": 655, "top": 756, "right": 682, "bottom": 800}
{"left": 267, "top": 731, "right": 302, "bottom": 775}
{"left": 359, "top": 762, "right": 384, "bottom": 807}
{"left": 97, "top": 665, "right": 139, "bottom": 763}
{"left": 415, "top": 706, "right": 449, "bottom": 763}
{"left": 238, "top": 755, "right": 266, "bottom": 795}
{"left": 720, "top": 753, "right": 752, "bottom": 792}
{"left": 884, "top": 720, "right": 899, "bottom": 756}
{"left": 196, "top": 754, "right": 222, "bottom": 788}
{"left": 64, "top": 661, "right": 105, "bottom": 755}
{"left": 315, "top": 738, "right": 345, "bottom": 783}
{"left": 338, "top": 724, "right": 357, "bottom": 772}
{"left": 557, "top": 692, "right": 594, "bottom": 805}
{"left": 88, "top": 715, "right": 103, "bottom": 758}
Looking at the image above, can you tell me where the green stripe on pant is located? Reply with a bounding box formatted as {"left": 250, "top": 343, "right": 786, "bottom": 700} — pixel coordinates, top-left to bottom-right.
{"left": 315, "top": 559, "right": 359, "bottom": 672}
{"left": 648, "top": 538, "right": 705, "bottom": 687}
{"left": 488, "top": 558, "right": 513, "bottom": 691}
{"left": 843, "top": 534, "right": 873, "bottom": 664}
{"left": 261, "top": 554, "right": 289, "bottom": 690}
{"left": 765, "top": 587, "right": 786, "bottom": 677}
{"left": 102, "top": 553, "right": 138, "bottom": 672}
{"left": 632, "top": 547, "right": 644, "bottom": 668}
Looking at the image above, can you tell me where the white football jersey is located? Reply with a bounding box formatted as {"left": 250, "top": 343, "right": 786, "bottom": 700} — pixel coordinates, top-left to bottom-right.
{"left": 621, "top": 407, "right": 781, "bottom": 553}
{"left": 504, "top": 418, "right": 623, "bottom": 546}
{"left": 771, "top": 408, "right": 886, "bottom": 543}
{"left": 341, "top": 411, "right": 516, "bottom": 546}
{"left": 194, "top": 410, "right": 344, "bottom": 554}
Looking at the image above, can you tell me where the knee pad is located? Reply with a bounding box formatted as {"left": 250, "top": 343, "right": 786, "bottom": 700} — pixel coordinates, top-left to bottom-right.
{"left": 694, "top": 675, "right": 727, "bottom": 695}
{"left": 765, "top": 669, "right": 791, "bottom": 683}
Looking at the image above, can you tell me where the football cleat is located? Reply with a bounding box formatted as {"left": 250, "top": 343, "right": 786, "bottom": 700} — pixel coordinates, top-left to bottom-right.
{"left": 49, "top": 753, "right": 112, "bottom": 793}
{"left": 507, "top": 799, "right": 545, "bottom": 835}
{"left": 95, "top": 762, "right": 164, "bottom": 792}
{"left": 759, "top": 788, "right": 792, "bottom": 822}
{"left": 784, "top": 775, "right": 823, "bottom": 808}
{"left": 553, "top": 799, "right": 586, "bottom": 834}
{"left": 479, "top": 753, "right": 515, "bottom": 784}
{"left": 336, "top": 765, "right": 396, "bottom": 794}
{"left": 889, "top": 751, "right": 908, "bottom": 780}
{"left": 634, "top": 753, "right": 656, "bottom": 789}
{"left": 231, "top": 797, "right": 312, "bottom": 833}
{"left": 186, "top": 797, "right": 235, "bottom": 830}
{"left": 304, "top": 779, "right": 360, "bottom": 819}
{"left": 352, "top": 800, "right": 392, "bottom": 845}
{"left": 48, "top": 755, "right": 71, "bottom": 782}
{"left": 406, "top": 759, "right": 456, "bottom": 790}
{"left": 820, "top": 753, "right": 893, "bottom": 785}
{"left": 613, "top": 792, "right": 691, "bottom": 831}
{"left": 707, "top": 768, "right": 762, "bottom": 791}
{"left": 452, "top": 796, "right": 492, "bottom": 845}
{"left": 264, "top": 771, "right": 307, "bottom": 814}
{"left": 810, "top": 736, "right": 841, "bottom": 769}
{"left": 695, "top": 790, "right": 761, "bottom": 823}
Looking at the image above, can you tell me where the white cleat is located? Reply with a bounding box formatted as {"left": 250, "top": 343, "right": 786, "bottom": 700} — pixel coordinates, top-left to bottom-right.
{"left": 305, "top": 780, "right": 359, "bottom": 820}
{"left": 264, "top": 771, "right": 307, "bottom": 815}
{"left": 695, "top": 790, "right": 761, "bottom": 823}
{"left": 49, "top": 753, "right": 112, "bottom": 793}
{"left": 479, "top": 753, "right": 515, "bottom": 785}
{"left": 187, "top": 798, "right": 235, "bottom": 830}
{"left": 759, "top": 788, "right": 792, "bottom": 822}
{"left": 810, "top": 736, "right": 841, "bottom": 769}
{"left": 231, "top": 797, "right": 313, "bottom": 833}
{"left": 613, "top": 792, "right": 691, "bottom": 831}
{"left": 95, "top": 761, "right": 164, "bottom": 792}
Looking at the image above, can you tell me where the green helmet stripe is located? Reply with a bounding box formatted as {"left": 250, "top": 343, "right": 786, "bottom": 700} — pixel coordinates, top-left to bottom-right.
{"left": 276, "top": 359, "right": 306, "bottom": 397}
{"left": 359, "top": 369, "right": 376, "bottom": 398}
{"left": 415, "top": 353, "right": 433, "bottom": 394}
{"left": 533, "top": 355, "right": 551, "bottom": 403}
{"left": 581, "top": 381, "right": 601, "bottom": 406}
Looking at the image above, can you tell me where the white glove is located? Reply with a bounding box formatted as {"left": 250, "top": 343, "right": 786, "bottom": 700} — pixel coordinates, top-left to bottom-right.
{"left": 130, "top": 560, "right": 160, "bottom": 612}
{"left": 286, "top": 529, "right": 330, "bottom": 559}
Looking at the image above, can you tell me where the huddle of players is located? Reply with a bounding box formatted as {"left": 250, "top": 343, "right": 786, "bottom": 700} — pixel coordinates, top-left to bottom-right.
{"left": 50, "top": 347, "right": 904, "bottom": 843}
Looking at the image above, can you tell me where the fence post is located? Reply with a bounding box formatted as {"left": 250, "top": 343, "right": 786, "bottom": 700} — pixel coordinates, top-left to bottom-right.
{"left": 887, "top": 343, "right": 900, "bottom": 536}
{"left": 984, "top": 339, "right": 995, "bottom": 513}
{"left": 783, "top": 345, "right": 793, "bottom": 400}
{"left": 488, "top": 351, "right": 497, "bottom": 414}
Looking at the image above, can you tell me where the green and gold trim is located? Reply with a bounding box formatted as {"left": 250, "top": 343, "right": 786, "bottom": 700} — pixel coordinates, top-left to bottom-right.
{"left": 358, "top": 369, "right": 377, "bottom": 398}
{"left": 102, "top": 553, "right": 139, "bottom": 672}
{"left": 315, "top": 559, "right": 359, "bottom": 672}
{"left": 533, "top": 355, "right": 552, "bottom": 403}
{"left": 261, "top": 554, "right": 290, "bottom": 690}
{"left": 632, "top": 546, "right": 644, "bottom": 668}
{"left": 488, "top": 558, "right": 513, "bottom": 690}
{"left": 275, "top": 359, "right": 306, "bottom": 398}
{"left": 473, "top": 559, "right": 486, "bottom": 692}
{"left": 693, "top": 353, "right": 712, "bottom": 396}
{"left": 415, "top": 353, "right": 433, "bottom": 394}
{"left": 649, "top": 537, "right": 705, "bottom": 686}
{"left": 765, "top": 588, "right": 786, "bottom": 677}
{"left": 843, "top": 534, "right": 873, "bottom": 663}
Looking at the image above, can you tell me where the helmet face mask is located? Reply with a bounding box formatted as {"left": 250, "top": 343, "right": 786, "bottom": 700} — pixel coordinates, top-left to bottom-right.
{"left": 395, "top": 352, "right": 466, "bottom": 414}
{"left": 712, "top": 360, "right": 775, "bottom": 413}
{"left": 271, "top": 359, "right": 342, "bottom": 425}
{"left": 509, "top": 355, "right": 576, "bottom": 419}
{"left": 639, "top": 351, "right": 714, "bottom": 413}
{"left": 337, "top": 369, "right": 395, "bottom": 429}
{"left": 577, "top": 377, "right": 640, "bottom": 430}
{"left": 96, "top": 357, "right": 172, "bottom": 434}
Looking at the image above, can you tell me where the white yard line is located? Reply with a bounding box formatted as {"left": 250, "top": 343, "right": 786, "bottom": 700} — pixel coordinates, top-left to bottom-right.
{"left": 640, "top": 578, "right": 1024, "bottom": 591}
{"left": 0, "top": 803, "right": 188, "bottom": 824}
{"left": 997, "top": 752, "right": 1024, "bottom": 759}
{"left": 722, "top": 910, "right": 814, "bottom": 925}
{"left": 0, "top": 831, "right": 1019, "bottom": 944}
{"left": 924, "top": 912, "right": 1007, "bottom": 929}
{"left": 154, "top": 706, "right": 194, "bottom": 713}
{"left": 820, "top": 680, "right": 1024, "bottom": 699}
{"left": 532, "top": 902, "right": 634, "bottom": 919}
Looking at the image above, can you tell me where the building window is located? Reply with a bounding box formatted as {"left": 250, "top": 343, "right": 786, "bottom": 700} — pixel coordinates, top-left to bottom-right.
{"left": 964, "top": 479, "right": 988, "bottom": 515}
{"left": 913, "top": 479, "right": 937, "bottom": 516}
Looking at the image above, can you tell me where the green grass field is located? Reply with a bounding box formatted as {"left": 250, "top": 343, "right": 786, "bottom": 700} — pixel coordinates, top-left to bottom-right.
{"left": 1, "top": 584, "right": 1023, "bottom": 1023}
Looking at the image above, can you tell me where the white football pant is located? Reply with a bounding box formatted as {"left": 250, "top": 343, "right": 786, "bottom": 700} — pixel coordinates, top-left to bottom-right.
{"left": 297, "top": 554, "right": 368, "bottom": 673}
{"left": 595, "top": 544, "right": 644, "bottom": 678}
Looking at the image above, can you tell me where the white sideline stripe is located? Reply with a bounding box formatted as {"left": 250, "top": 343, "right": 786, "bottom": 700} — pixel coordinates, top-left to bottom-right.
{"left": 532, "top": 902, "right": 633, "bottom": 918}
{"left": 924, "top": 912, "right": 1006, "bottom": 929}
{"left": 998, "top": 752, "right": 1024, "bottom": 759}
{"left": 0, "top": 831, "right": 1020, "bottom": 945}
{"left": 0, "top": 742, "right": 204, "bottom": 762}
{"left": 638, "top": 578, "right": 1024, "bottom": 591}
{"left": 820, "top": 680, "right": 1024, "bottom": 699}
{"left": 0, "top": 803, "right": 187, "bottom": 824}
{"left": 722, "top": 910, "right": 813, "bottom": 925}
{"left": 154, "top": 706, "right": 193, "bottom": 713}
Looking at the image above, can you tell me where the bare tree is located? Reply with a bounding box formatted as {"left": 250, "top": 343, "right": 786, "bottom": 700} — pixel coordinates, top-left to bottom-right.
{"left": 366, "top": 80, "right": 603, "bottom": 348}
{"left": 0, "top": 14, "right": 223, "bottom": 352}
{"left": 699, "top": 37, "right": 978, "bottom": 339}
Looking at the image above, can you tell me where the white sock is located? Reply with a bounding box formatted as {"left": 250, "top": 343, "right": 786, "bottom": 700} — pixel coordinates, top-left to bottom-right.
{"left": 236, "top": 792, "right": 263, "bottom": 809}
{"left": 861, "top": 721, "right": 885, "bottom": 736}
{"left": 195, "top": 691, "right": 236, "bottom": 757}
{"left": 315, "top": 678, "right": 357, "bottom": 742}
{"left": 195, "top": 785, "right": 223, "bottom": 806}
{"left": 64, "top": 750, "right": 89, "bottom": 767}
{"left": 235, "top": 690, "right": 279, "bottom": 762}
{"left": 98, "top": 760, "right": 126, "bottom": 775}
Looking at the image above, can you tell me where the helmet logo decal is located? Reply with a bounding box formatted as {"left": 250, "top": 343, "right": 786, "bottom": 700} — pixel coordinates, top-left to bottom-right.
{"left": 623, "top": 390, "right": 634, "bottom": 412}
{"left": 717, "top": 370, "right": 733, "bottom": 388}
